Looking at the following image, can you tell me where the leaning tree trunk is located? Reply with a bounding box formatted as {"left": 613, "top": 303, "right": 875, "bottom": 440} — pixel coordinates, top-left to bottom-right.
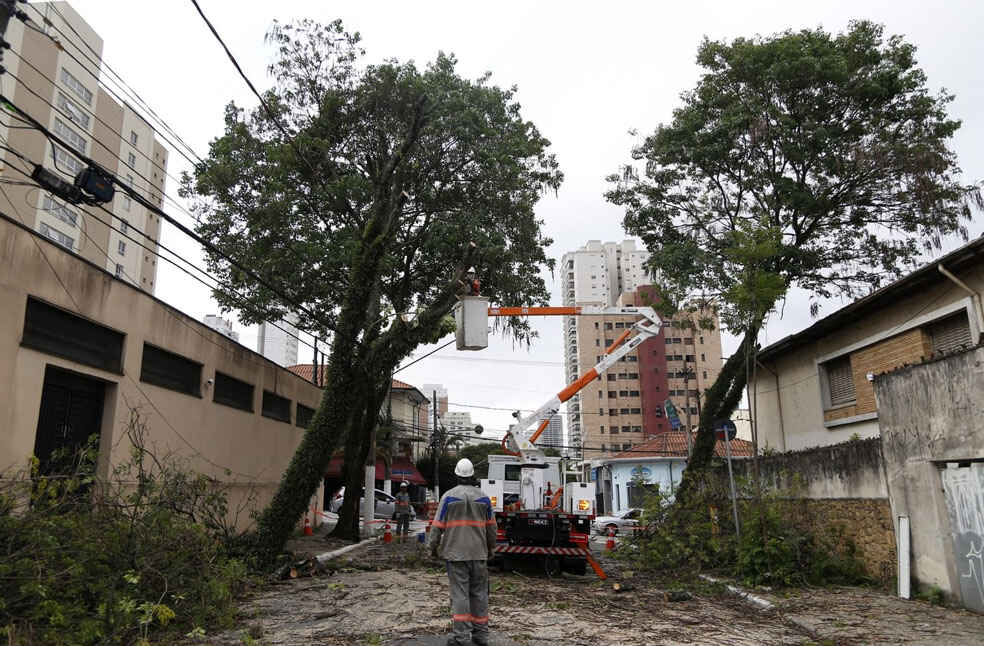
{"left": 674, "top": 327, "right": 758, "bottom": 506}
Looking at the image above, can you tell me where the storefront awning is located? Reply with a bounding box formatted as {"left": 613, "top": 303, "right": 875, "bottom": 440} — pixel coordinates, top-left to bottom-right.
{"left": 324, "top": 456, "right": 427, "bottom": 485}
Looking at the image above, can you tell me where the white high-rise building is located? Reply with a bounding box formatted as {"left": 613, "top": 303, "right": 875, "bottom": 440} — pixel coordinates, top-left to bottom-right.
{"left": 257, "top": 313, "right": 299, "bottom": 367}
{"left": 203, "top": 315, "right": 238, "bottom": 342}
{"left": 422, "top": 383, "right": 448, "bottom": 431}
{"left": 560, "top": 240, "right": 650, "bottom": 458}
{"left": 444, "top": 410, "right": 473, "bottom": 432}
{"left": 537, "top": 413, "right": 564, "bottom": 451}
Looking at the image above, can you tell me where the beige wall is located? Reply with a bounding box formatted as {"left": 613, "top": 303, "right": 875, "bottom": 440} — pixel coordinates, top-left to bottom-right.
{"left": 0, "top": 216, "right": 323, "bottom": 529}
{"left": 752, "top": 260, "right": 984, "bottom": 452}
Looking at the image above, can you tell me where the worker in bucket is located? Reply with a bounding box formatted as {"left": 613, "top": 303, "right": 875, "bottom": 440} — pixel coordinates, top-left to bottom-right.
{"left": 427, "top": 458, "right": 497, "bottom": 646}
{"left": 394, "top": 481, "right": 412, "bottom": 541}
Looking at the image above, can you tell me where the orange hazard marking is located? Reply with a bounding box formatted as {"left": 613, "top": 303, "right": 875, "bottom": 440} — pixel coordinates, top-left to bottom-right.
{"left": 488, "top": 306, "right": 581, "bottom": 316}
{"left": 605, "top": 328, "right": 633, "bottom": 354}
{"left": 558, "top": 368, "right": 598, "bottom": 402}
{"left": 529, "top": 418, "right": 552, "bottom": 444}
{"left": 432, "top": 519, "right": 496, "bottom": 529}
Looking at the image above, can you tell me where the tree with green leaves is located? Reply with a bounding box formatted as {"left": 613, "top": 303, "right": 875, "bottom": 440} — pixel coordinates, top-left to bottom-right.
{"left": 183, "top": 19, "right": 562, "bottom": 559}
{"left": 607, "top": 21, "right": 978, "bottom": 498}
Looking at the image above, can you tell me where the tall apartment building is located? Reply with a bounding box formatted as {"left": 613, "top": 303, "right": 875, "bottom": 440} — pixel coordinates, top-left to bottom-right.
{"left": 203, "top": 314, "right": 239, "bottom": 342}
{"left": 0, "top": 2, "right": 168, "bottom": 292}
{"left": 422, "top": 383, "right": 448, "bottom": 431}
{"left": 537, "top": 413, "right": 564, "bottom": 451}
{"left": 561, "top": 240, "right": 651, "bottom": 455}
{"left": 257, "top": 313, "right": 299, "bottom": 367}
{"left": 561, "top": 241, "right": 722, "bottom": 458}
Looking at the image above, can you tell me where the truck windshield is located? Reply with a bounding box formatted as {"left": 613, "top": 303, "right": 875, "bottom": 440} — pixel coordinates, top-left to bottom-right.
{"left": 504, "top": 464, "right": 522, "bottom": 481}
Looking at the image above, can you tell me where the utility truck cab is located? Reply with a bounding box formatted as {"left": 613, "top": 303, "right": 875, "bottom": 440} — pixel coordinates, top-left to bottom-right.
{"left": 486, "top": 454, "right": 561, "bottom": 506}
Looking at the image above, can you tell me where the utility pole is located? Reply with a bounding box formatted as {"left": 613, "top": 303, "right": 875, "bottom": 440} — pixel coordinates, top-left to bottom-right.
{"left": 432, "top": 389, "right": 440, "bottom": 502}
{"left": 0, "top": 1, "right": 23, "bottom": 73}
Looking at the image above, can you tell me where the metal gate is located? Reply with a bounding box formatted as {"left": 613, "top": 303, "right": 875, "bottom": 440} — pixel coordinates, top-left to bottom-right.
{"left": 33, "top": 365, "right": 106, "bottom": 476}
{"left": 940, "top": 462, "right": 984, "bottom": 612}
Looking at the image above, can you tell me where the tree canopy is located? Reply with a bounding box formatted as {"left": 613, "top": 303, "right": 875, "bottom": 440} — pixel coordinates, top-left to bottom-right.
{"left": 183, "top": 19, "right": 563, "bottom": 556}
{"left": 607, "top": 21, "right": 977, "bottom": 491}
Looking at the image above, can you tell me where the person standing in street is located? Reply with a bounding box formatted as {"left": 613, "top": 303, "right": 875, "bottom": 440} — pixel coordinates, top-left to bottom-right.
{"left": 395, "top": 481, "right": 412, "bottom": 541}
{"left": 426, "top": 458, "right": 497, "bottom": 646}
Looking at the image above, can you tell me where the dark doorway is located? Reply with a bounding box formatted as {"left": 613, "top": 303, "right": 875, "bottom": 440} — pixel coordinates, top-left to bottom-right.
{"left": 33, "top": 365, "right": 106, "bottom": 477}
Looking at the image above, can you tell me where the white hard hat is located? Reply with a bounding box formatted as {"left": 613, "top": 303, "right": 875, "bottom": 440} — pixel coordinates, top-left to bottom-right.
{"left": 454, "top": 458, "right": 475, "bottom": 478}
{"left": 400, "top": 481, "right": 408, "bottom": 488}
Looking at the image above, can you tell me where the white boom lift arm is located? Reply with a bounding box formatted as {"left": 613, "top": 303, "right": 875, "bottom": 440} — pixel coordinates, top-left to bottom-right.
{"left": 476, "top": 304, "right": 664, "bottom": 511}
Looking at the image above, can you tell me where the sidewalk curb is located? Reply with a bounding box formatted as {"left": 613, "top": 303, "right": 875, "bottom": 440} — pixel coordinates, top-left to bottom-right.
{"left": 699, "top": 574, "right": 774, "bottom": 610}
{"left": 315, "top": 536, "right": 380, "bottom": 564}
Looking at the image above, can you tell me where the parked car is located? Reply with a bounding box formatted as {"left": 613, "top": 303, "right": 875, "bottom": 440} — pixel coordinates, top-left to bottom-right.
{"left": 593, "top": 508, "right": 642, "bottom": 535}
{"left": 329, "top": 487, "right": 416, "bottom": 520}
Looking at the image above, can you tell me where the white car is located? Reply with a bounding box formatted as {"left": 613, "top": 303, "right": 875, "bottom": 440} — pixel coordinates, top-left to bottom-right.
{"left": 329, "top": 487, "right": 416, "bottom": 520}
{"left": 593, "top": 508, "right": 642, "bottom": 535}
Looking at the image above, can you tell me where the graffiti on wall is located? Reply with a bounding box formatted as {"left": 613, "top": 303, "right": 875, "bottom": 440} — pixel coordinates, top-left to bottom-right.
{"left": 941, "top": 462, "right": 984, "bottom": 613}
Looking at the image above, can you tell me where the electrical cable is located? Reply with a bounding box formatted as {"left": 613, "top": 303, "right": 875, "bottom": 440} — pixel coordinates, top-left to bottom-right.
{"left": 24, "top": 2, "right": 203, "bottom": 167}
{"left": 0, "top": 93, "right": 340, "bottom": 341}
{"left": 393, "top": 338, "right": 456, "bottom": 374}
{"left": 0, "top": 188, "right": 265, "bottom": 479}
{"left": 0, "top": 153, "right": 326, "bottom": 369}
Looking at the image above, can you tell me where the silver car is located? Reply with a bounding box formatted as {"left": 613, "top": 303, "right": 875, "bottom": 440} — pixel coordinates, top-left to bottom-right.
{"left": 593, "top": 508, "right": 642, "bottom": 535}
{"left": 329, "top": 487, "right": 416, "bottom": 520}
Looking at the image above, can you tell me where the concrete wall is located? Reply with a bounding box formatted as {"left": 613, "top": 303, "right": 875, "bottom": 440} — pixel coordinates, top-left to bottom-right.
{"left": 875, "top": 346, "right": 984, "bottom": 607}
{"left": 0, "top": 216, "right": 324, "bottom": 529}
{"left": 725, "top": 439, "right": 894, "bottom": 581}
{"left": 752, "top": 263, "right": 983, "bottom": 452}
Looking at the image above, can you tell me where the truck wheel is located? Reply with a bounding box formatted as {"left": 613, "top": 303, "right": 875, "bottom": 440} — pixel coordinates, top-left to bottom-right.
{"left": 544, "top": 556, "right": 561, "bottom": 577}
{"left": 562, "top": 558, "right": 587, "bottom": 576}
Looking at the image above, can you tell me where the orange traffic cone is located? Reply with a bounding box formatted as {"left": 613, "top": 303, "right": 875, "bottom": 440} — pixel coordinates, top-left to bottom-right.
{"left": 303, "top": 514, "right": 313, "bottom": 536}
{"left": 605, "top": 526, "right": 616, "bottom": 551}
{"left": 383, "top": 520, "right": 392, "bottom": 544}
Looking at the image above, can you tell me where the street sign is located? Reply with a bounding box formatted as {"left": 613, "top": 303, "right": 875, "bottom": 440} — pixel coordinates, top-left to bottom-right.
{"left": 664, "top": 399, "right": 681, "bottom": 430}
{"left": 714, "top": 419, "right": 737, "bottom": 442}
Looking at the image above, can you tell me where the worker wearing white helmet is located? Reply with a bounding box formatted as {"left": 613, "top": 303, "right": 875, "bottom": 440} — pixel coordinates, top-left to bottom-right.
{"left": 426, "top": 457, "right": 497, "bottom": 646}
{"left": 394, "top": 481, "right": 412, "bottom": 541}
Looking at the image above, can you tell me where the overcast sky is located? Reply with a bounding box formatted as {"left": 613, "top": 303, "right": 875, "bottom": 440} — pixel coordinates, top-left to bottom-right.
{"left": 62, "top": 0, "right": 984, "bottom": 440}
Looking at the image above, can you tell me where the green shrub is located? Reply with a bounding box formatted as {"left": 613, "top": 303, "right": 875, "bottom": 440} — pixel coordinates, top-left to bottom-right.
{"left": 0, "top": 409, "right": 253, "bottom": 644}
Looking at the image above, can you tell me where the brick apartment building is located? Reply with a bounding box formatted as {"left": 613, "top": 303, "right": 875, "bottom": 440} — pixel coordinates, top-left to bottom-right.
{"left": 560, "top": 240, "right": 722, "bottom": 459}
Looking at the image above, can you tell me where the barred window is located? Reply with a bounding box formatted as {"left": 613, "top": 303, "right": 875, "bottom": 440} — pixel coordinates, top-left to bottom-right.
{"left": 928, "top": 311, "right": 972, "bottom": 355}
{"left": 53, "top": 118, "right": 87, "bottom": 154}
{"left": 42, "top": 195, "right": 77, "bottom": 227}
{"left": 56, "top": 92, "right": 90, "bottom": 128}
{"left": 296, "top": 404, "right": 315, "bottom": 428}
{"left": 60, "top": 68, "right": 92, "bottom": 104}
{"left": 213, "top": 372, "right": 254, "bottom": 412}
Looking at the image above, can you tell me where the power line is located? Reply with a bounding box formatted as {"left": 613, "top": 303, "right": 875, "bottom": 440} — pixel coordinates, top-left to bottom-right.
{"left": 0, "top": 146, "right": 325, "bottom": 371}
{"left": 0, "top": 93, "right": 340, "bottom": 341}
{"left": 24, "top": 2, "right": 203, "bottom": 167}
{"left": 393, "top": 339, "right": 456, "bottom": 374}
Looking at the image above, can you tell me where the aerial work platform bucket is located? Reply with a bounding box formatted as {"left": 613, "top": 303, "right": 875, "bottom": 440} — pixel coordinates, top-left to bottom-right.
{"left": 454, "top": 297, "right": 489, "bottom": 351}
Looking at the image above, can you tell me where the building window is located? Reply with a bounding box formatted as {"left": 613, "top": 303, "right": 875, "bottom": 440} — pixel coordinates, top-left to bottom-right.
{"left": 607, "top": 374, "right": 616, "bottom": 381}
{"left": 822, "top": 355, "right": 855, "bottom": 408}
{"left": 127, "top": 152, "right": 136, "bottom": 168}
{"left": 130, "top": 130, "right": 138, "bottom": 146}
{"left": 21, "top": 296, "right": 124, "bottom": 373}
{"left": 618, "top": 390, "right": 628, "bottom": 397}
{"left": 702, "top": 371, "right": 707, "bottom": 379}
{"left": 701, "top": 353, "right": 705, "bottom": 362}
{"left": 38, "top": 222, "right": 74, "bottom": 250}
{"left": 594, "top": 322, "right": 598, "bottom": 329}
{"left": 655, "top": 408, "right": 663, "bottom": 417}
{"left": 609, "top": 409, "right": 618, "bottom": 416}
{"left": 53, "top": 118, "right": 87, "bottom": 154}
{"left": 620, "top": 408, "right": 630, "bottom": 415}
{"left": 296, "top": 403, "right": 315, "bottom": 428}
{"left": 621, "top": 425, "right": 630, "bottom": 433}
{"left": 629, "top": 373, "right": 638, "bottom": 379}
{"left": 631, "top": 408, "right": 641, "bottom": 414}
{"left": 53, "top": 146, "right": 84, "bottom": 177}
{"left": 629, "top": 390, "right": 639, "bottom": 397}
{"left": 120, "top": 219, "right": 129, "bottom": 234}
{"left": 599, "top": 408, "right": 604, "bottom": 415}
{"left": 928, "top": 311, "right": 972, "bottom": 354}
{"left": 213, "top": 372, "right": 254, "bottom": 412}
{"left": 126, "top": 174, "right": 134, "bottom": 188}
{"left": 684, "top": 337, "right": 693, "bottom": 344}
{"left": 622, "top": 443, "right": 631, "bottom": 451}
{"left": 599, "top": 425, "right": 605, "bottom": 433}
{"left": 600, "top": 444, "right": 606, "bottom": 452}
{"left": 610, "top": 426, "right": 619, "bottom": 434}
{"left": 595, "top": 339, "right": 600, "bottom": 346}
{"left": 262, "top": 390, "right": 292, "bottom": 423}
{"left": 608, "top": 390, "right": 617, "bottom": 398}
{"left": 140, "top": 343, "right": 202, "bottom": 396}
{"left": 605, "top": 339, "right": 613, "bottom": 346}
{"left": 56, "top": 92, "right": 90, "bottom": 128}
{"left": 615, "top": 322, "right": 624, "bottom": 328}
{"left": 115, "top": 263, "right": 124, "bottom": 278}
{"left": 42, "top": 195, "right": 77, "bottom": 227}
{"left": 118, "top": 240, "right": 126, "bottom": 256}
{"left": 627, "top": 355, "right": 638, "bottom": 362}
{"left": 60, "top": 68, "right": 92, "bottom": 105}
{"left": 122, "top": 195, "right": 132, "bottom": 211}
{"left": 632, "top": 425, "right": 641, "bottom": 433}
{"left": 605, "top": 322, "right": 613, "bottom": 330}
{"left": 700, "top": 336, "right": 704, "bottom": 344}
